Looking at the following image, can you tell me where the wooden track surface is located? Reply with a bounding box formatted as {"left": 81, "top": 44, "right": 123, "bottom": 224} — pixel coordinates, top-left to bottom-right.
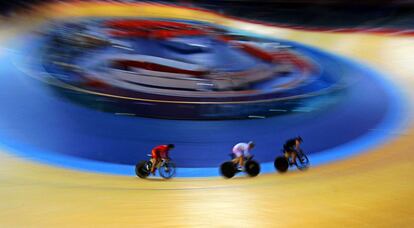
{"left": 0, "top": 3, "right": 413, "bottom": 227}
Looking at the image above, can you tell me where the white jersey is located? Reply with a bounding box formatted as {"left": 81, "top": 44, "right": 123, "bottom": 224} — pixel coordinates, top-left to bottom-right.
{"left": 232, "top": 142, "right": 251, "bottom": 157}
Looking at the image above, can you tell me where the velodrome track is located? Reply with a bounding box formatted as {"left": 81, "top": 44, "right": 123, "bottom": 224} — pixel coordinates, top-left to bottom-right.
{"left": 0, "top": 2, "right": 413, "bottom": 226}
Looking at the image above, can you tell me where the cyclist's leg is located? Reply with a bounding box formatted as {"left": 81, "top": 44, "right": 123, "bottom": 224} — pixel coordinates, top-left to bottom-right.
{"left": 284, "top": 151, "right": 289, "bottom": 159}
{"left": 232, "top": 156, "right": 240, "bottom": 165}
{"left": 284, "top": 147, "right": 294, "bottom": 165}
{"left": 239, "top": 155, "right": 244, "bottom": 167}
{"left": 283, "top": 145, "right": 292, "bottom": 160}
{"left": 232, "top": 151, "right": 243, "bottom": 169}
{"left": 150, "top": 157, "right": 159, "bottom": 174}
{"left": 292, "top": 150, "right": 298, "bottom": 165}
{"left": 150, "top": 150, "right": 156, "bottom": 173}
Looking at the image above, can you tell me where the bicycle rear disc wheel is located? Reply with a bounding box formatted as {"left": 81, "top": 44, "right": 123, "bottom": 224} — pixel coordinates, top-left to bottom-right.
{"left": 220, "top": 161, "right": 237, "bottom": 178}
{"left": 274, "top": 156, "right": 289, "bottom": 173}
{"left": 135, "top": 161, "right": 151, "bottom": 178}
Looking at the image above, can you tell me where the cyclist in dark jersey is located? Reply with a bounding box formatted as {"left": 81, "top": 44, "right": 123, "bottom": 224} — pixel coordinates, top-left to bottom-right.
{"left": 283, "top": 136, "right": 303, "bottom": 165}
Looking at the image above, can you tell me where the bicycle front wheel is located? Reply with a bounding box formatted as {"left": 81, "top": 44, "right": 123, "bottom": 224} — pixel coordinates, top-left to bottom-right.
{"left": 295, "top": 153, "right": 310, "bottom": 170}
{"left": 159, "top": 162, "right": 176, "bottom": 179}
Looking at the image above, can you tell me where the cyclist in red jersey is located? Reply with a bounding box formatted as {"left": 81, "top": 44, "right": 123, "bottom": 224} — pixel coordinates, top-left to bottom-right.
{"left": 150, "top": 144, "right": 174, "bottom": 175}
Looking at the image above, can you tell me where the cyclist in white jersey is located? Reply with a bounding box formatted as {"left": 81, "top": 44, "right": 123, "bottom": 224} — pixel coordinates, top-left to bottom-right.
{"left": 232, "top": 141, "right": 255, "bottom": 170}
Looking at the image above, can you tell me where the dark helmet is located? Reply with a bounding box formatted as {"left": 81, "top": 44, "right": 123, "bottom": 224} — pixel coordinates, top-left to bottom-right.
{"left": 248, "top": 141, "right": 255, "bottom": 148}
{"left": 167, "top": 144, "right": 175, "bottom": 149}
{"left": 296, "top": 136, "right": 303, "bottom": 143}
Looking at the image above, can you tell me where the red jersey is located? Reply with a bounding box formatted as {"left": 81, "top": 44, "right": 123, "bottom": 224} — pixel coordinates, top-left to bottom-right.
{"left": 151, "top": 145, "right": 170, "bottom": 159}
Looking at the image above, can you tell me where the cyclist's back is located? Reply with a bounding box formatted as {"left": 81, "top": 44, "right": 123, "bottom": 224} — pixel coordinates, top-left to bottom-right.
{"left": 283, "top": 138, "right": 297, "bottom": 152}
{"left": 152, "top": 145, "right": 170, "bottom": 159}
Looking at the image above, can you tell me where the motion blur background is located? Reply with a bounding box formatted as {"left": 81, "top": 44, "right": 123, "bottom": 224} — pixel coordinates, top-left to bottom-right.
{"left": 0, "top": 0, "right": 413, "bottom": 226}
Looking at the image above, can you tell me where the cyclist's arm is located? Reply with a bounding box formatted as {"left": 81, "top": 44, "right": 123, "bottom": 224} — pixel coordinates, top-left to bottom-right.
{"left": 163, "top": 150, "right": 170, "bottom": 160}
{"left": 295, "top": 141, "right": 301, "bottom": 151}
{"left": 244, "top": 147, "right": 251, "bottom": 158}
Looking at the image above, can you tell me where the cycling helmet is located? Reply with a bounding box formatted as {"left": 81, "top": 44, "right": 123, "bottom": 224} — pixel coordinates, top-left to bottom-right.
{"left": 296, "top": 136, "right": 303, "bottom": 142}
{"left": 248, "top": 141, "right": 255, "bottom": 148}
{"left": 167, "top": 144, "right": 175, "bottom": 149}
